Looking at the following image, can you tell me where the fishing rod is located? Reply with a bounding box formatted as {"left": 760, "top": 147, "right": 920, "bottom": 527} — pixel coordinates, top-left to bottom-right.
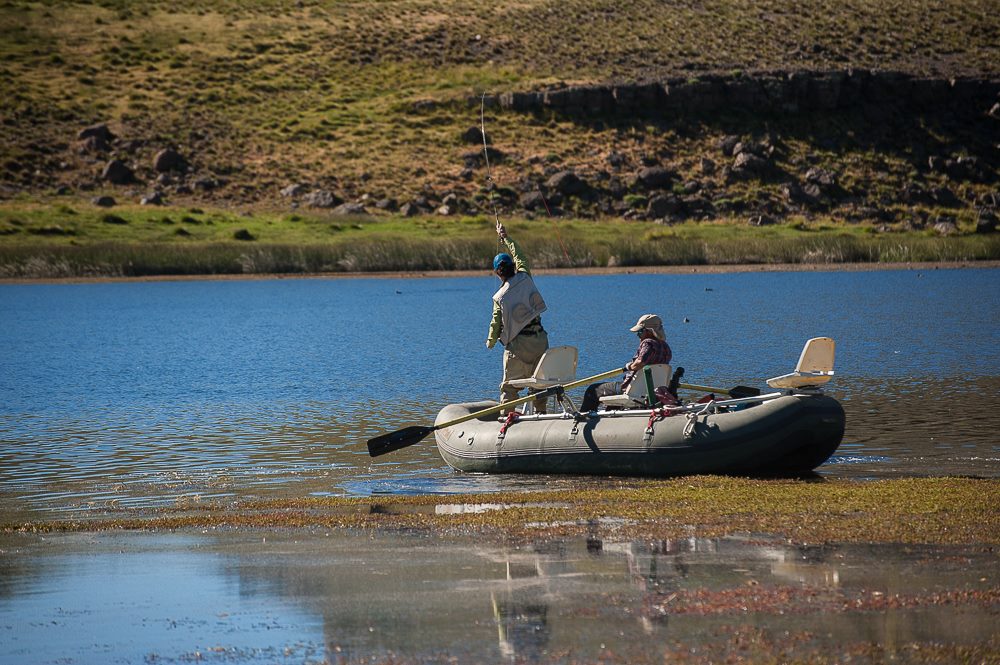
{"left": 479, "top": 92, "right": 570, "bottom": 264}
{"left": 480, "top": 93, "right": 503, "bottom": 256}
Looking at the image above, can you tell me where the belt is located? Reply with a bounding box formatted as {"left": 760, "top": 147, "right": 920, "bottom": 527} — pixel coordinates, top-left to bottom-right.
{"left": 519, "top": 322, "right": 544, "bottom": 336}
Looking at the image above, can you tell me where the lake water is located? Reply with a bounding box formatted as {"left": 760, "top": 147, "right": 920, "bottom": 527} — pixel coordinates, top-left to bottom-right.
{"left": 2, "top": 268, "right": 999, "bottom": 515}
{"left": 2, "top": 530, "right": 996, "bottom": 664}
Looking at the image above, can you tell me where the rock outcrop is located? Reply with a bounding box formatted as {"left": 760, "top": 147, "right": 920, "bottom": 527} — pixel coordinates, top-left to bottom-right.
{"left": 491, "top": 70, "right": 999, "bottom": 119}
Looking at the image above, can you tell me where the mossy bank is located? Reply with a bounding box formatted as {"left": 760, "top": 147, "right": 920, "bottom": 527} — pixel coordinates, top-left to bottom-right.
{"left": 7, "top": 477, "right": 999, "bottom": 547}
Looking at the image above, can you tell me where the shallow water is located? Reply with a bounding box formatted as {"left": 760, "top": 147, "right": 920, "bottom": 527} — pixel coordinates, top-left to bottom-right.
{"left": 2, "top": 268, "right": 999, "bottom": 515}
{"left": 1, "top": 530, "right": 996, "bottom": 664}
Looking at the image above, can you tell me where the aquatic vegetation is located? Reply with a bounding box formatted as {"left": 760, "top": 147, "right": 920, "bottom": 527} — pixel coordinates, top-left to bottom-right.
{"left": 6, "top": 477, "right": 999, "bottom": 546}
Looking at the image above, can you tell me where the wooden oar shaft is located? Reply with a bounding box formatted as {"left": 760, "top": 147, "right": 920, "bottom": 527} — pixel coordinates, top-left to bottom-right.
{"left": 368, "top": 367, "right": 625, "bottom": 457}
{"left": 435, "top": 367, "right": 623, "bottom": 430}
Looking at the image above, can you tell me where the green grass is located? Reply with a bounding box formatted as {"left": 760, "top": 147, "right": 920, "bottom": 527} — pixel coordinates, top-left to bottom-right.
{"left": 1, "top": 203, "right": 997, "bottom": 277}
{"left": 0, "top": 1, "right": 997, "bottom": 276}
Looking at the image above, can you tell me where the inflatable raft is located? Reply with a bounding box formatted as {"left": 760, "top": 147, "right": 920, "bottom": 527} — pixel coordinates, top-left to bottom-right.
{"left": 368, "top": 337, "right": 845, "bottom": 476}
{"left": 434, "top": 393, "right": 845, "bottom": 477}
{"left": 432, "top": 336, "right": 845, "bottom": 477}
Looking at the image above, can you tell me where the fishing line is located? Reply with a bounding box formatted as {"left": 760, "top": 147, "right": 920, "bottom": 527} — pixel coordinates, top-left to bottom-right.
{"left": 479, "top": 93, "right": 503, "bottom": 258}
{"left": 480, "top": 92, "right": 571, "bottom": 265}
{"left": 537, "top": 188, "right": 571, "bottom": 264}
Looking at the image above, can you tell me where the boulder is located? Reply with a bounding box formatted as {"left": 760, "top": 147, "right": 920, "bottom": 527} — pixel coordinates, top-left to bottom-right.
{"left": 519, "top": 190, "right": 548, "bottom": 211}
{"left": 140, "top": 192, "right": 163, "bottom": 206}
{"left": 192, "top": 176, "right": 218, "bottom": 191}
{"left": 545, "top": 170, "right": 588, "bottom": 196}
{"left": 101, "top": 159, "right": 135, "bottom": 184}
{"left": 303, "top": 190, "right": 342, "bottom": 208}
{"left": 901, "top": 183, "right": 931, "bottom": 205}
{"left": 699, "top": 157, "right": 716, "bottom": 176}
{"left": 634, "top": 166, "right": 675, "bottom": 189}
{"left": 748, "top": 214, "right": 775, "bottom": 226}
{"left": 153, "top": 149, "right": 187, "bottom": 173}
{"left": 607, "top": 151, "right": 627, "bottom": 168}
{"left": 78, "top": 123, "right": 115, "bottom": 144}
{"left": 732, "top": 152, "right": 767, "bottom": 175}
{"left": 732, "top": 141, "right": 754, "bottom": 157}
{"left": 91, "top": 195, "right": 116, "bottom": 207}
{"left": 719, "top": 135, "right": 741, "bottom": 156}
{"left": 805, "top": 167, "right": 837, "bottom": 187}
{"left": 374, "top": 198, "right": 398, "bottom": 211}
{"left": 930, "top": 186, "right": 961, "bottom": 207}
{"left": 78, "top": 135, "right": 109, "bottom": 153}
{"left": 647, "top": 194, "right": 683, "bottom": 219}
{"left": 399, "top": 202, "right": 420, "bottom": 217}
{"left": 280, "top": 183, "right": 305, "bottom": 197}
{"left": 933, "top": 220, "right": 958, "bottom": 236}
{"left": 332, "top": 202, "right": 367, "bottom": 216}
{"left": 460, "top": 126, "right": 490, "bottom": 145}
{"left": 975, "top": 209, "right": 997, "bottom": 234}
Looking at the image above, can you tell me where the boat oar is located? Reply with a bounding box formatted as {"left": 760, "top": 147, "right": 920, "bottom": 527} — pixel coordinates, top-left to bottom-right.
{"left": 678, "top": 382, "right": 761, "bottom": 399}
{"left": 367, "top": 367, "right": 624, "bottom": 457}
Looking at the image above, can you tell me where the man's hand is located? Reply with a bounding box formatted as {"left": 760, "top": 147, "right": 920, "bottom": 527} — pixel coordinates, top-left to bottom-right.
{"left": 496, "top": 221, "right": 507, "bottom": 240}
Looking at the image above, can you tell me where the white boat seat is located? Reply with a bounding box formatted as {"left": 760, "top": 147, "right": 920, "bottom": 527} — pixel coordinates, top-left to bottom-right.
{"left": 506, "top": 345, "right": 578, "bottom": 390}
{"left": 599, "top": 363, "right": 671, "bottom": 409}
{"left": 766, "top": 337, "right": 835, "bottom": 389}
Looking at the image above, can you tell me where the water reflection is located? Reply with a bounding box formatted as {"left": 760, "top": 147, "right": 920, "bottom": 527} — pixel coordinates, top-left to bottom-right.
{"left": 2, "top": 531, "right": 995, "bottom": 663}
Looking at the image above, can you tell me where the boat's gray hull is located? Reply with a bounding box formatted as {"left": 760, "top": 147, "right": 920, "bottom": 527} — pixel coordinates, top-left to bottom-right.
{"left": 434, "top": 394, "right": 845, "bottom": 477}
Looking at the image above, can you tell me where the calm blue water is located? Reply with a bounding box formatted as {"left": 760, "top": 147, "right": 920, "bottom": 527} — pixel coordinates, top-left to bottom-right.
{"left": 2, "top": 268, "right": 999, "bottom": 513}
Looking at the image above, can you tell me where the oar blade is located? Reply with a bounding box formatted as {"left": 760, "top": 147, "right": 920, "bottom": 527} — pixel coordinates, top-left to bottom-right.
{"left": 367, "top": 425, "right": 434, "bottom": 457}
{"left": 729, "top": 386, "right": 761, "bottom": 399}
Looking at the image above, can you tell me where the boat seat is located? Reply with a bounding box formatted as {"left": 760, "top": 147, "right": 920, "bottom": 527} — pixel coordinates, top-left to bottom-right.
{"left": 766, "top": 337, "right": 835, "bottom": 389}
{"left": 506, "top": 345, "right": 578, "bottom": 390}
{"left": 505, "top": 346, "right": 578, "bottom": 414}
{"left": 599, "top": 364, "right": 671, "bottom": 409}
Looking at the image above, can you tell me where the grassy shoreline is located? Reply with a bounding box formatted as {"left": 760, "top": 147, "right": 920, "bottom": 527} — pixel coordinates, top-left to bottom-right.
{"left": 2, "top": 203, "right": 998, "bottom": 278}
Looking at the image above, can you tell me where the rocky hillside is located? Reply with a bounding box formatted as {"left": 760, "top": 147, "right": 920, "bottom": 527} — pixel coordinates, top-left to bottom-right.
{"left": 1, "top": 0, "right": 998, "bottom": 234}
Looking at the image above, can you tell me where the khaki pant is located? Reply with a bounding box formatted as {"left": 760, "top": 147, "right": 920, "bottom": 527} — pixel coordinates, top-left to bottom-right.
{"left": 500, "top": 329, "right": 549, "bottom": 413}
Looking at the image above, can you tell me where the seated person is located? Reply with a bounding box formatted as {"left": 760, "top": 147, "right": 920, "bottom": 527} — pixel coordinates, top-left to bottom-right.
{"left": 580, "top": 314, "right": 672, "bottom": 412}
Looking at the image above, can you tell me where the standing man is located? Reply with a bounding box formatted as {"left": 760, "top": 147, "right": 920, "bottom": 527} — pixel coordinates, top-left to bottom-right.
{"left": 579, "top": 314, "right": 672, "bottom": 412}
{"left": 487, "top": 221, "right": 549, "bottom": 413}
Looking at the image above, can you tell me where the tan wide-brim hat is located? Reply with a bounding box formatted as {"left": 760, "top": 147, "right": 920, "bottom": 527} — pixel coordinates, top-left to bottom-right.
{"left": 630, "top": 313, "right": 665, "bottom": 339}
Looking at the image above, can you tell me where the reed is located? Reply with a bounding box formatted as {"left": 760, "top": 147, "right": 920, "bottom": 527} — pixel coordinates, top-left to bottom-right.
{"left": 1, "top": 233, "right": 997, "bottom": 278}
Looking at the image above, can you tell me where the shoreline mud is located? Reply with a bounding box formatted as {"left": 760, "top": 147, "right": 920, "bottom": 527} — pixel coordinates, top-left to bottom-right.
{"left": 2, "top": 259, "right": 998, "bottom": 286}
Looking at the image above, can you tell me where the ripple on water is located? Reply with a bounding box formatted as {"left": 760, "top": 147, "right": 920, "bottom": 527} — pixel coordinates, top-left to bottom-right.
{"left": 2, "top": 272, "right": 1000, "bottom": 514}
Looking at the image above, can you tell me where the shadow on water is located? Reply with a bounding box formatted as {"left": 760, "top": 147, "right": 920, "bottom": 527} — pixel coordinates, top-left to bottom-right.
{"left": 1, "top": 530, "right": 997, "bottom": 663}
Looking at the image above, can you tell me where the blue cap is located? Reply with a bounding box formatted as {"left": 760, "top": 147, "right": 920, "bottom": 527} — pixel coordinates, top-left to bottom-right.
{"left": 493, "top": 253, "right": 513, "bottom": 271}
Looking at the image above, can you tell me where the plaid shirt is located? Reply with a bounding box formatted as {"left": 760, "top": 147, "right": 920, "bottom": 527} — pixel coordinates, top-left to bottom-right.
{"left": 623, "top": 338, "right": 672, "bottom": 388}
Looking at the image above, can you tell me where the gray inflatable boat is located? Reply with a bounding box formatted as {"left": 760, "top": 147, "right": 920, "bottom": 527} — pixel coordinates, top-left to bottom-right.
{"left": 434, "top": 392, "right": 844, "bottom": 477}
{"left": 433, "top": 337, "right": 845, "bottom": 477}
